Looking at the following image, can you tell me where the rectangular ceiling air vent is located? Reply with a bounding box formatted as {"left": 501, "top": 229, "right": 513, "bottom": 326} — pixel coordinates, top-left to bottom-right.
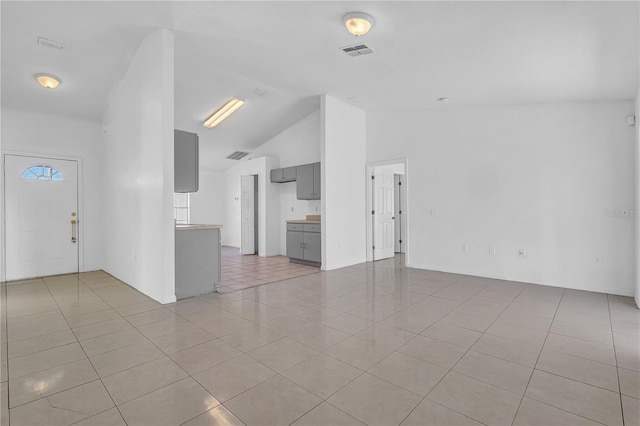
{"left": 226, "top": 151, "right": 250, "bottom": 160}
{"left": 37, "top": 37, "right": 65, "bottom": 50}
{"left": 341, "top": 44, "right": 373, "bottom": 57}
{"left": 254, "top": 86, "right": 272, "bottom": 97}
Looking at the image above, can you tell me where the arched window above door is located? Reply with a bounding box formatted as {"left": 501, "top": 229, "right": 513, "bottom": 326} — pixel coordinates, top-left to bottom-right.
{"left": 20, "top": 165, "right": 64, "bottom": 181}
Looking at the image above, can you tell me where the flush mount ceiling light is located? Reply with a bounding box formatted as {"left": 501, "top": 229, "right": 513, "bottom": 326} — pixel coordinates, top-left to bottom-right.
{"left": 203, "top": 97, "right": 245, "bottom": 128}
{"left": 437, "top": 97, "right": 450, "bottom": 102}
{"left": 343, "top": 12, "right": 375, "bottom": 36}
{"left": 34, "top": 73, "right": 61, "bottom": 89}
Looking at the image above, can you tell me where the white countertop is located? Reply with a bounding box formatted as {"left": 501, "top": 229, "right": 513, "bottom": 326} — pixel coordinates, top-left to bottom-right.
{"left": 175, "top": 224, "right": 223, "bottom": 231}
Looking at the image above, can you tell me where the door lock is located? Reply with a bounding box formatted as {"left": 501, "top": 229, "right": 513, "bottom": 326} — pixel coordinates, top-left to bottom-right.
{"left": 71, "top": 219, "right": 77, "bottom": 244}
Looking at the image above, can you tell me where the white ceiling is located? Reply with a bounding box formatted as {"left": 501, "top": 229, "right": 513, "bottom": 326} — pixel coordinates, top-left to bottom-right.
{"left": 2, "top": 1, "right": 638, "bottom": 171}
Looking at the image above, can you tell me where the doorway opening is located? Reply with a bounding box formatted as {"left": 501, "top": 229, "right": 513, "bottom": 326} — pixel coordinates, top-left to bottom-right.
{"left": 220, "top": 173, "right": 318, "bottom": 293}
{"left": 366, "top": 159, "right": 408, "bottom": 264}
{"left": 2, "top": 153, "right": 82, "bottom": 281}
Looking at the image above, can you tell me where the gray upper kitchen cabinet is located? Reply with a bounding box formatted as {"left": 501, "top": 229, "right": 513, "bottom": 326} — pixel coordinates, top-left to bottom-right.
{"left": 270, "top": 166, "right": 297, "bottom": 183}
{"left": 174, "top": 129, "right": 199, "bottom": 193}
{"left": 296, "top": 162, "right": 320, "bottom": 200}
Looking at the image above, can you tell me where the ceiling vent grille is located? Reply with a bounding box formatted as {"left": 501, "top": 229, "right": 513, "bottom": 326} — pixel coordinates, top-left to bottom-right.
{"left": 341, "top": 44, "right": 373, "bottom": 57}
{"left": 37, "top": 37, "right": 65, "bottom": 50}
{"left": 254, "top": 86, "right": 272, "bottom": 97}
{"left": 226, "top": 151, "right": 250, "bottom": 160}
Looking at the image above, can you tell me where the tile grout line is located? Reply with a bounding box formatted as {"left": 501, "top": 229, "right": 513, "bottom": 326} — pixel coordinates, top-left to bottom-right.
{"left": 58, "top": 273, "right": 206, "bottom": 423}
{"left": 394, "top": 278, "right": 528, "bottom": 426}
{"left": 40, "top": 274, "right": 130, "bottom": 425}
{"left": 607, "top": 293, "right": 626, "bottom": 426}
{"left": 2, "top": 275, "right": 116, "bottom": 418}
{"left": 509, "top": 287, "right": 565, "bottom": 426}
{"left": 192, "top": 268, "right": 442, "bottom": 424}
{"left": 5, "top": 263, "right": 637, "bottom": 426}
{"left": 55, "top": 275, "right": 220, "bottom": 424}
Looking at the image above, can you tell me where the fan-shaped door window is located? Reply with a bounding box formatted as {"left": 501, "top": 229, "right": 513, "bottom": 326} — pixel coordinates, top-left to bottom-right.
{"left": 21, "top": 165, "right": 64, "bottom": 181}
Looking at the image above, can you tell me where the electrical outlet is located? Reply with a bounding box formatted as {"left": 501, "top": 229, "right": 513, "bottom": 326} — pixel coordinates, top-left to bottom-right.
{"left": 518, "top": 248, "right": 527, "bottom": 257}
{"left": 462, "top": 244, "right": 469, "bottom": 253}
{"left": 315, "top": 206, "right": 319, "bottom": 212}
{"left": 489, "top": 247, "right": 496, "bottom": 255}
{"left": 291, "top": 207, "right": 294, "bottom": 212}
{"left": 430, "top": 209, "right": 438, "bottom": 217}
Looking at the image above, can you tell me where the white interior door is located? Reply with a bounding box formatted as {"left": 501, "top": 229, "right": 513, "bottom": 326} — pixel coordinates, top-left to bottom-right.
{"left": 4, "top": 155, "right": 79, "bottom": 281}
{"left": 240, "top": 174, "right": 256, "bottom": 255}
{"left": 373, "top": 169, "right": 395, "bottom": 260}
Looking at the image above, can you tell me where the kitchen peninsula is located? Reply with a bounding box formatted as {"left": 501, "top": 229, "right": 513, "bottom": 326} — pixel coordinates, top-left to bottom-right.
{"left": 175, "top": 224, "right": 222, "bottom": 299}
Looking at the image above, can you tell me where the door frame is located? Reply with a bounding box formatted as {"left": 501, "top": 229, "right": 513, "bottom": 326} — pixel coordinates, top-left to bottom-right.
{"left": 394, "top": 174, "right": 407, "bottom": 254}
{"left": 1, "top": 150, "right": 85, "bottom": 281}
{"left": 366, "top": 158, "right": 409, "bottom": 265}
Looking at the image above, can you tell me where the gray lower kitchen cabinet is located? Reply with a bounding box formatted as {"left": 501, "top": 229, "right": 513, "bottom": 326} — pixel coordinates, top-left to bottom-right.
{"left": 296, "top": 162, "right": 320, "bottom": 200}
{"left": 175, "top": 129, "right": 199, "bottom": 193}
{"left": 286, "top": 223, "right": 321, "bottom": 266}
{"left": 302, "top": 231, "right": 321, "bottom": 263}
{"left": 286, "top": 230, "right": 304, "bottom": 260}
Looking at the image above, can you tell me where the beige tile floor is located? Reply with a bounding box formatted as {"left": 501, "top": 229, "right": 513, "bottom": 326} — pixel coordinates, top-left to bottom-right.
{"left": 1, "top": 258, "right": 639, "bottom": 426}
{"left": 218, "top": 246, "right": 320, "bottom": 293}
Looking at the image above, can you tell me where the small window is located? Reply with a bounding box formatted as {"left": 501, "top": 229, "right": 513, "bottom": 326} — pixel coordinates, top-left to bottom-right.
{"left": 21, "top": 165, "right": 64, "bottom": 181}
{"left": 174, "top": 193, "right": 190, "bottom": 225}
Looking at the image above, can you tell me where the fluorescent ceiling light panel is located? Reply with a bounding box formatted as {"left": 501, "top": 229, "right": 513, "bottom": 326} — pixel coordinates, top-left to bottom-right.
{"left": 203, "top": 97, "right": 245, "bottom": 128}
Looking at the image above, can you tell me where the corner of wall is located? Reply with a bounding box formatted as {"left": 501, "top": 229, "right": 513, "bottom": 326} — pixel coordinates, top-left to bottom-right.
{"left": 635, "top": 89, "right": 640, "bottom": 308}
{"left": 321, "top": 95, "right": 367, "bottom": 270}
{"left": 102, "top": 27, "right": 176, "bottom": 304}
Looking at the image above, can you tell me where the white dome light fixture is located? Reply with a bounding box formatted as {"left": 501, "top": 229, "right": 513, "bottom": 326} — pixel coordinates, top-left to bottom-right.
{"left": 343, "top": 12, "right": 375, "bottom": 36}
{"left": 34, "top": 73, "right": 61, "bottom": 89}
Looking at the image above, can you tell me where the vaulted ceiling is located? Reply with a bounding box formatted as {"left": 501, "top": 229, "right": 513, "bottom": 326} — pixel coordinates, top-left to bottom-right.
{"left": 2, "top": 1, "right": 638, "bottom": 171}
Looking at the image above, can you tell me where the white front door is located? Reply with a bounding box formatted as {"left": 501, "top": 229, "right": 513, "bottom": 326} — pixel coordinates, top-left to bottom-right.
{"left": 373, "top": 169, "right": 395, "bottom": 261}
{"left": 240, "top": 174, "right": 256, "bottom": 255}
{"left": 4, "top": 155, "right": 79, "bottom": 281}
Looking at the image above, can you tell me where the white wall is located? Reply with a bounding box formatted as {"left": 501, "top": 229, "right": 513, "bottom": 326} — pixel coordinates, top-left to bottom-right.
{"left": 219, "top": 110, "right": 321, "bottom": 254}
{"left": 635, "top": 89, "right": 640, "bottom": 308}
{"left": 223, "top": 166, "right": 241, "bottom": 248}
{"left": 239, "top": 156, "right": 280, "bottom": 257}
{"left": 251, "top": 110, "right": 321, "bottom": 254}
{"left": 102, "top": 28, "right": 175, "bottom": 303}
{"left": 223, "top": 157, "right": 280, "bottom": 255}
{"left": 321, "top": 95, "right": 367, "bottom": 270}
{"left": 368, "top": 101, "right": 636, "bottom": 296}
{"left": 1, "top": 108, "right": 104, "bottom": 273}
{"left": 190, "top": 170, "right": 226, "bottom": 226}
